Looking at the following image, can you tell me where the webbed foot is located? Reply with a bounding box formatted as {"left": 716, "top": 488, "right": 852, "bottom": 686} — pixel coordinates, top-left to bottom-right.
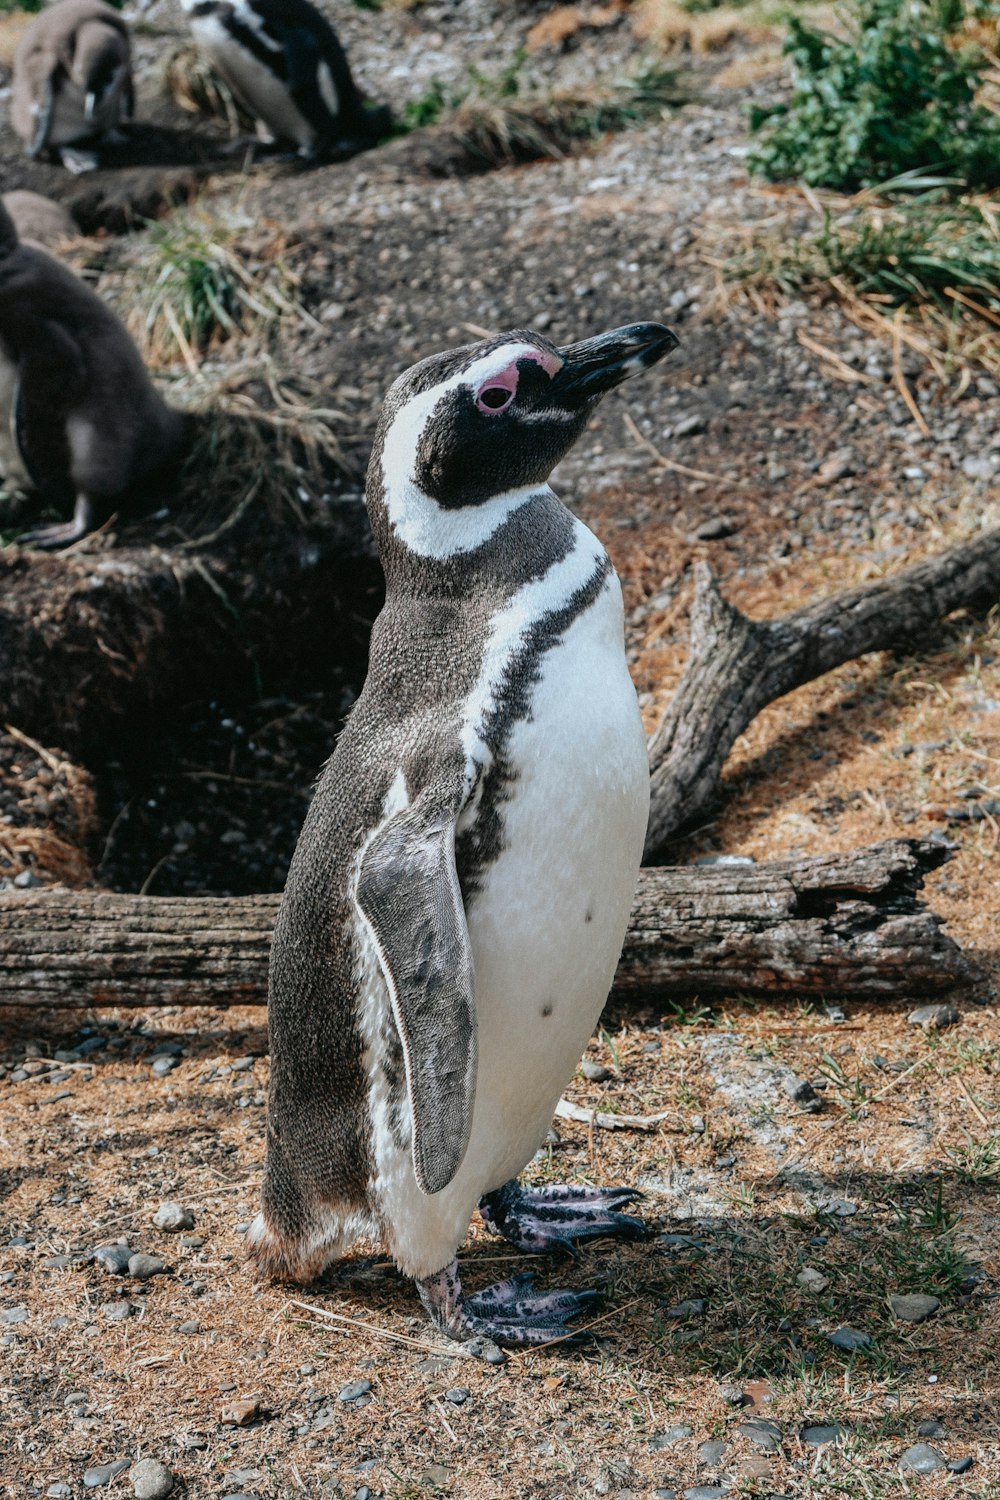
{"left": 417, "top": 1261, "right": 598, "bottom": 1349}
{"left": 479, "top": 1179, "right": 647, "bottom": 1253}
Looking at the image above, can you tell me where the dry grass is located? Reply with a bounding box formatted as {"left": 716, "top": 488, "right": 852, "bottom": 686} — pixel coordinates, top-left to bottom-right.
{"left": 0, "top": 728, "right": 96, "bottom": 887}
{"left": 633, "top": 0, "right": 777, "bottom": 55}
{"left": 158, "top": 40, "right": 256, "bottom": 137}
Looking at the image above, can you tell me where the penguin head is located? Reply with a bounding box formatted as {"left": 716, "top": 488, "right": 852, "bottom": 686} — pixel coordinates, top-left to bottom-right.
{"left": 369, "top": 322, "right": 677, "bottom": 558}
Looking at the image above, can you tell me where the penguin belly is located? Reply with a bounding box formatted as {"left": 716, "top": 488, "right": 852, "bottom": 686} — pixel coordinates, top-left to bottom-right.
{"left": 368, "top": 570, "right": 650, "bottom": 1278}
{"left": 190, "top": 17, "right": 317, "bottom": 150}
{"left": 0, "top": 354, "right": 29, "bottom": 490}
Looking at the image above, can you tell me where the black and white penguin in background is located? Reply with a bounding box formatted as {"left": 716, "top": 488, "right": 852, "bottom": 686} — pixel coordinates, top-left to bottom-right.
{"left": 180, "top": 0, "right": 391, "bottom": 160}
{"left": 0, "top": 200, "right": 188, "bottom": 549}
{"left": 250, "top": 319, "right": 679, "bottom": 1346}
{"left": 12, "top": 0, "right": 133, "bottom": 174}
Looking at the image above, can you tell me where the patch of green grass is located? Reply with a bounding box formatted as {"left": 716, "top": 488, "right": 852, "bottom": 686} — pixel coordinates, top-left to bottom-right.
{"left": 749, "top": 0, "right": 1000, "bottom": 191}
{"left": 943, "top": 1130, "right": 1000, "bottom": 1184}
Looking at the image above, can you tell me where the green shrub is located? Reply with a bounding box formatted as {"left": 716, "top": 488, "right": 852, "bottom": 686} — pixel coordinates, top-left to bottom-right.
{"left": 749, "top": 0, "right": 1000, "bottom": 190}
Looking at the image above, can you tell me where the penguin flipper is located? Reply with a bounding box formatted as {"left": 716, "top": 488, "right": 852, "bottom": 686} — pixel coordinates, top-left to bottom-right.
{"left": 28, "top": 74, "right": 58, "bottom": 158}
{"left": 356, "top": 798, "right": 476, "bottom": 1198}
{"left": 282, "top": 27, "right": 338, "bottom": 143}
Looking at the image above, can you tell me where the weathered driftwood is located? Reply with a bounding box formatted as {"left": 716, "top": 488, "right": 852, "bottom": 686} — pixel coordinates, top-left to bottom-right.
{"left": 0, "top": 840, "right": 972, "bottom": 1008}
{"left": 644, "top": 527, "right": 1000, "bottom": 861}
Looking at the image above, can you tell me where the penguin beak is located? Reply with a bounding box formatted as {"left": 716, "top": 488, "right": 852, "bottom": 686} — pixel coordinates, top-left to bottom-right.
{"left": 550, "top": 322, "right": 679, "bottom": 400}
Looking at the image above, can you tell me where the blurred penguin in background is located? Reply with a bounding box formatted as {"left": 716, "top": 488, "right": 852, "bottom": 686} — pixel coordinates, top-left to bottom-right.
{"left": 12, "top": 0, "right": 133, "bottom": 174}
{"left": 180, "top": 0, "right": 390, "bottom": 160}
{"left": 1, "top": 192, "right": 78, "bottom": 250}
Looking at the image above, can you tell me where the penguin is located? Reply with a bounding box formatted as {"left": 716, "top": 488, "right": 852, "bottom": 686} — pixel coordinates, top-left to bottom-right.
{"left": 1, "top": 191, "right": 77, "bottom": 250}
{"left": 249, "top": 319, "right": 679, "bottom": 1346}
{"left": 0, "top": 199, "right": 187, "bottom": 549}
{"left": 11, "top": 0, "right": 133, "bottom": 174}
{"left": 179, "top": 0, "right": 390, "bottom": 160}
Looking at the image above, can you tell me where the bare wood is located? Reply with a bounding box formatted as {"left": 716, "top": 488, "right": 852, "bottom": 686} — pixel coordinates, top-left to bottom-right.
{"left": 0, "top": 840, "right": 972, "bottom": 1008}
{"left": 644, "top": 528, "right": 1000, "bottom": 861}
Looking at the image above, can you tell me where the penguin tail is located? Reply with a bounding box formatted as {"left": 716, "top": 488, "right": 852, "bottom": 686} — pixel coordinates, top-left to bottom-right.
{"left": 246, "top": 1207, "right": 367, "bottom": 1284}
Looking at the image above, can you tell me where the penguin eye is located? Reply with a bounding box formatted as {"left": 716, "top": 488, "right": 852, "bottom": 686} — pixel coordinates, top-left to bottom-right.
{"left": 476, "top": 385, "right": 515, "bottom": 414}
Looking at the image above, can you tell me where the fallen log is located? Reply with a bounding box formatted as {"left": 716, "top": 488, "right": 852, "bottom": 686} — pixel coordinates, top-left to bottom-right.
{"left": 0, "top": 839, "right": 973, "bottom": 1008}
{"left": 644, "top": 526, "right": 1000, "bottom": 861}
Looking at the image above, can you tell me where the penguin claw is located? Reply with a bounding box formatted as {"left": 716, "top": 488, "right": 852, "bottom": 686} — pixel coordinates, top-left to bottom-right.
{"left": 478, "top": 1180, "right": 649, "bottom": 1253}
{"left": 417, "top": 1259, "right": 601, "bottom": 1349}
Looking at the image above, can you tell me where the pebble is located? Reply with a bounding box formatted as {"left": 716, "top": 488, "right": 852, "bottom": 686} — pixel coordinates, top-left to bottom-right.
{"left": 338, "top": 1378, "right": 373, "bottom": 1404}
{"left": 890, "top": 1293, "right": 940, "bottom": 1323}
{"left": 580, "top": 1060, "right": 612, "bottom": 1082}
{"left": 220, "top": 1397, "right": 262, "bottom": 1426}
{"left": 917, "top": 1420, "right": 946, "bottom": 1438}
{"left": 947, "top": 1457, "right": 974, "bottom": 1474}
{"left": 444, "top": 1387, "right": 469, "bottom": 1405}
{"left": 179, "top": 1320, "right": 201, "bottom": 1335}
{"left": 716, "top": 1383, "right": 748, "bottom": 1407}
{"left": 0, "top": 1306, "right": 27, "bottom": 1324}
{"left": 736, "top": 1419, "right": 782, "bottom": 1450}
{"left": 128, "top": 1254, "right": 167, "bottom": 1280}
{"left": 47, "top": 1486, "right": 72, "bottom": 1498}
{"left": 153, "top": 1203, "right": 195, "bottom": 1233}
{"left": 800, "top": 1423, "right": 845, "bottom": 1446}
{"left": 650, "top": 1424, "right": 692, "bottom": 1449}
{"left": 664, "top": 1299, "right": 705, "bottom": 1321}
{"left": 94, "top": 1244, "right": 133, "bottom": 1275}
{"left": 907, "top": 1003, "right": 959, "bottom": 1029}
{"left": 826, "top": 1327, "right": 870, "bottom": 1352}
{"left": 899, "top": 1444, "right": 945, "bottom": 1474}
{"left": 692, "top": 516, "right": 735, "bottom": 541}
{"left": 102, "top": 1301, "right": 132, "bottom": 1322}
{"left": 83, "top": 1461, "right": 130, "bottom": 1488}
{"left": 784, "top": 1076, "right": 822, "bottom": 1111}
{"left": 697, "top": 1439, "right": 728, "bottom": 1466}
{"left": 684, "top": 1489, "right": 729, "bottom": 1500}
{"left": 129, "top": 1459, "right": 175, "bottom": 1499}
{"left": 797, "top": 1267, "right": 829, "bottom": 1293}
{"left": 151, "top": 1056, "right": 180, "bottom": 1077}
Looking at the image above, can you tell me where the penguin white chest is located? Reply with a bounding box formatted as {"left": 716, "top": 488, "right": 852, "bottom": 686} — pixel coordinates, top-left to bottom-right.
{"left": 463, "top": 566, "right": 650, "bottom": 1183}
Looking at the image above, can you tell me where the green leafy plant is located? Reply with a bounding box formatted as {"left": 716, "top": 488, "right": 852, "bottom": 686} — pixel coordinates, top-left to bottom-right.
{"left": 749, "top": 0, "right": 1000, "bottom": 190}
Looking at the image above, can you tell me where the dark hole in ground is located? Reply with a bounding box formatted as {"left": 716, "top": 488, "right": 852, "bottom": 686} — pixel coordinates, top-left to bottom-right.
{"left": 96, "top": 676, "right": 361, "bottom": 897}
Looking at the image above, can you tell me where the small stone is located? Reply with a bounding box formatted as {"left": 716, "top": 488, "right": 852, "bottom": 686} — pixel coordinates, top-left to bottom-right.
{"left": 697, "top": 1439, "right": 728, "bottom": 1465}
{"left": 13, "top": 869, "right": 41, "bottom": 888}
{"left": 783, "top": 1076, "right": 822, "bottom": 1111}
{"left": 0, "top": 1306, "right": 27, "bottom": 1324}
{"left": 47, "top": 1486, "right": 72, "bottom": 1498}
{"left": 890, "top": 1293, "right": 940, "bottom": 1323}
{"left": 737, "top": 1419, "right": 782, "bottom": 1450}
{"left": 916, "top": 1420, "right": 946, "bottom": 1438}
{"left": 826, "top": 1326, "right": 870, "bottom": 1352}
{"left": 816, "top": 447, "right": 855, "bottom": 484}
{"left": 580, "top": 1060, "right": 612, "bottom": 1082}
{"left": 94, "top": 1244, "right": 132, "bottom": 1275}
{"left": 907, "top": 1003, "right": 959, "bottom": 1029}
{"left": 444, "top": 1387, "right": 469, "bottom": 1405}
{"left": 128, "top": 1254, "right": 167, "bottom": 1280}
{"left": 151, "top": 1055, "right": 179, "bottom": 1077}
{"left": 425, "top": 1467, "right": 450, "bottom": 1486}
{"left": 102, "top": 1300, "right": 132, "bottom": 1322}
{"left": 734, "top": 1454, "right": 772, "bottom": 1479}
{"left": 947, "top": 1457, "right": 974, "bottom": 1474}
{"left": 179, "top": 1320, "right": 201, "bottom": 1335}
{"left": 675, "top": 413, "right": 705, "bottom": 437}
{"left": 650, "top": 1424, "right": 692, "bottom": 1449}
{"left": 129, "top": 1458, "right": 175, "bottom": 1499}
{"left": 693, "top": 516, "right": 736, "bottom": 542}
{"left": 83, "top": 1461, "right": 130, "bottom": 1488}
{"left": 797, "top": 1267, "right": 829, "bottom": 1294}
{"left": 899, "top": 1444, "right": 945, "bottom": 1474}
{"left": 220, "top": 1396, "right": 261, "bottom": 1426}
{"left": 338, "top": 1378, "right": 373, "bottom": 1404}
{"left": 818, "top": 1197, "right": 858, "bottom": 1217}
{"left": 717, "top": 1384, "right": 748, "bottom": 1406}
{"left": 153, "top": 1203, "right": 195, "bottom": 1233}
{"left": 684, "top": 1489, "right": 729, "bottom": 1500}
{"left": 666, "top": 1295, "right": 707, "bottom": 1324}
{"left": 801, "top": 1424, "right": 845, "bottom": 1446}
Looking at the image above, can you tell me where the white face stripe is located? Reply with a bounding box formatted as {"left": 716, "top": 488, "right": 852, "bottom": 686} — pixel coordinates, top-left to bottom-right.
{"left": 458, "top": 522, "right": 608, "bottom": 816}
{"left": 379, "top": 342, "right": 562, "bottom": 560}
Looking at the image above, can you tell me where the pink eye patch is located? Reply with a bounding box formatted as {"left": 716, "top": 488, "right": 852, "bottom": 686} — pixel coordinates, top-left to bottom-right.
{"left": 474, "top": 349, "right": 560, "bottom": 416}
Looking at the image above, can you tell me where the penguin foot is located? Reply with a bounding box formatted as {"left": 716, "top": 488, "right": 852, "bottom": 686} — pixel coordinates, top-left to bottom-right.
{"left": 479, "top": 1180, "right": 647, "bottom": 1253}
{"left": 59, "top": 147, "right": 100, "bottom": 174}
{"left": 417, "top": 1260, "right": 599, "bottom": 1349}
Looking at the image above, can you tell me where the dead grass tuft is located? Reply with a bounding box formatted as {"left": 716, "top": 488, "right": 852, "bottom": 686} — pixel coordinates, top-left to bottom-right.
{"left": 0, "top": 728, "right": 96, "bottom": 887}
{"left": 158, "top": 39, "right": 256, "bottom": 136}
{"left": 633, "top": 0, "right": 776, "bottom": 54}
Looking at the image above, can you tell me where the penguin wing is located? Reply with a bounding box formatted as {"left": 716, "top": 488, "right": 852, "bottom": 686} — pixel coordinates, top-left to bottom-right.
{"left": 282, "top": 26, "right": 341, "bottom": 140}
{"left": 356, "top": 797, "right": 477, "bottom": 1197}
{"left": 15, "top": 321, "right": 86, "bottom": 502}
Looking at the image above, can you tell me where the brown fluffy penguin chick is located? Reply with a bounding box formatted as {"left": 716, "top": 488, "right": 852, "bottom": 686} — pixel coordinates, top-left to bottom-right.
{"left": 1, "top": 191, "right": 77, "bottom": 249}
{"left": 0, "top": 200, "right": 187, "bottom": 550}
{"left": 12, "top": 0, "right": 133, "bottom": 174}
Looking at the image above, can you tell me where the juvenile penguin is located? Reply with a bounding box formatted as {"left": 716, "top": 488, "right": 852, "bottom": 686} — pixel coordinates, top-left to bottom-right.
{"left": 250, "top": 320, "right": 678, "bottom": 1345}
{"left": 180, "top": 0, "right": 390, "bottom": 160}
{"left": 0, "top": 200, "right": 187, "bottom": 548}
{"left": 12, "top": 0, "right": 133, "bottom": 174}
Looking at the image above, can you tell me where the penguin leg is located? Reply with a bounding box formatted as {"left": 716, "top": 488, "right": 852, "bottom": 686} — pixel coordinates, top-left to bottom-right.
{"left": 479, "top": 1180, "right": 647, "bottom": 1253}
{"left": 19, "top": 493, "right": 95, "bottom": 551}
{"left": 416, "top": 1260, "right": 598, "bottom": 1349}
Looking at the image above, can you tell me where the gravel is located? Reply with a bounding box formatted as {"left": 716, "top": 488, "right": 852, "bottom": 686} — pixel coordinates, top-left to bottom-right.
{"left": 736, "top": 1420, "right": 782, "bottom": 1451}
{"left": 338, "top": 1378, "right": 373, "bottom": 1405}
{"left": 800, "top": 1424, "right": 846, "bottom": 1446}
{"left": 83, "top": 1461, "right": 130, "bottom": 1488}
{"left": 128, "top": 1254, "right": 167, "bottom": 1280}
{"left": 444, "top": 1387, "right": 469, "bottom": 1405}
{"left": 93, "top": 1244, "right": 133, "bottom": 1274}
{"left": 899, "top": 1444, "right": 946, "bottom": 1475}
{"left": 650, "top": 1425, "right": 692, "bottom": 1449}
{"left": 826, "top": 1326, "right": 871, "bottom": 1352}
{"left": 890, "top": 1293, "right": 940, "bottom": 1323}
{"left": 907, "top": 1003, "right": 959, "bottom": 1029}
{"left": 697, "top": 1440, "right": 728, "bottom": 1467}
{"left": 152, "top": 1202, "right": 195, "bottom": 1233}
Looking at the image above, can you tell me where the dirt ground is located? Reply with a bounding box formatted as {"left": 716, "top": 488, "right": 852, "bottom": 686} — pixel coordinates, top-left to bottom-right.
{"left": 1, "top": 1, "right": 999, "bottom": 1496}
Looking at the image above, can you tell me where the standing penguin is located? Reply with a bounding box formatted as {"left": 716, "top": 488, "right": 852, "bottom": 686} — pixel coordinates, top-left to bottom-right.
{"left": 180, "top": 0, "right": 390, "bottom": 160}
{"left": 12, "top": 0, "right": 133, "bottom": 174}
{"left": 250, "top": 320, "right": 678, "bottom": 1345}
{"left": 0, "top": 200, "right": 187, "bottom": 549}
